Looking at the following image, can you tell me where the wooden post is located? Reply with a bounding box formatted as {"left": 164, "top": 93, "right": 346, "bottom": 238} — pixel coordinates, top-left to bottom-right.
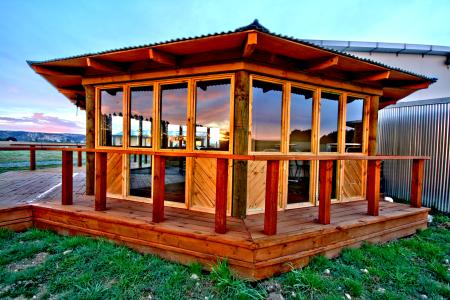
{"left": 367, "top": 160, "right": 381, "bottom": 216}
{"left": 264, "top": 160, "right": 280, "bottom": 235}
{"left": 152, "top": 155, "right": 166, "bottom": 223}
{"left": 410, "top": 159, "right": 425, "bottom": 208}
{"left": 77, "top": 146, "right": 82, "bottom": 167}
{"left": 215, "top": 158, "right": 228, "bottom": 234}
{"left": 29, "top": 145, "right": 36, "bottom": 171}
{"left": 232, "top": 71, "right": 250, "bottom": 218}
{"left": 61, "top": 151, "right": 73, "bottom": 205}
{"left": 85, "top": 85, "right": 95, "bottom": 195}
{"left": 368, "top": 96, "right": 379, "bottom": 156}
{"left": 95, "top": 152, "right": 107, "bottom": 211}
{"left": 318, "top": 160, "right": 333, "bottom": 224}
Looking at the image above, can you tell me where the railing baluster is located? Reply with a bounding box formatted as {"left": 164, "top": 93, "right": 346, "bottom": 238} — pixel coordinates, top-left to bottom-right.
{"left": 318, "top": 160, "right": 333, "bottom": 224}
{"left": 367, "top": 159, "right": 381, "bottom": 216}
{"left": 77, "top": 146, "right": 82, "bottom": 167}
{"left": 152, "top": 155, "right": 166, "bottom": 223}
{"left": 61, "top": 150, "right": 73, "bottom": 205}
{"left": 215, "top": 158, "right": 228, "bottom": 234}
{"left": 29, "top": 145, "right": 36, "bottom": 171}
{"left": 411, "top": 159, "right": 425, "bottom": 208}
{"left": 264, "top": 160, "right": 280, "bottom": 235}
{"left": 95, "top": 152, "right": 107, "bottom": 211}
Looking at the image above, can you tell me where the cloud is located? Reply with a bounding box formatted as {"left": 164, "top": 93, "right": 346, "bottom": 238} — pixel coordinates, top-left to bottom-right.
{"left": 0, "top": 113, "right": 85, "bottom": 134}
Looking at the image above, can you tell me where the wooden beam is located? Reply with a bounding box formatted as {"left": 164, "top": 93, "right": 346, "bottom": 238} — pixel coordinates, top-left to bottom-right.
{"left": 33, "top": 65, "right": 83, "bottom": 76}
{"left": 379, "top": 100, "right": 397, "bottom": 109}
{"left": 411, "top": 159, "right": 425, "bottom": 208}
{"left": 215, "top": 158, "right": 228, "bottom": 234}
{"left": 367, "top": 160, "right": 381, "bottom": 216}
{"left": 303, "top": 56, "right": 339, "bottom": 72}
{"left": 318, "top": 160, "right": 333, "bottom": 224}
{"left": 95, "top": 152, "right": 107, "bottom": 211}
{"left": 85, "top": 85, "right": 95, "bottom": 195}
{"left": 77, "top": 146, "right": 82, "bottom": 167}
{"left": 399, "top": 82, "right": 431, "bottom": 90}
{"left": 62, "top": 151, "right": 73, "bottom": 205}
{"left": 148, "top": 49, "right": 176, "bottom": 66}
{"left": 58, "top": 87, "right": 84, "bottom": 95}
{"left": 152, "top": 155, "right": 166, "bottom": 223}
{"left": 264, "top": 160, "right": 280, "bottom": 235}
{"left": 29, "top": 145, "right": 36, "bottom": 171}
{"left": 86, "top": 57, "right": 124, "bottom": 72}
{"left": 243, "top": 32, "right": 258, "bottom": 57}
{"left": 368, "top": 96, "right": 379, "bottom": 155}
{"left": 354, "top": 71, "right": 391, "bottom": 81}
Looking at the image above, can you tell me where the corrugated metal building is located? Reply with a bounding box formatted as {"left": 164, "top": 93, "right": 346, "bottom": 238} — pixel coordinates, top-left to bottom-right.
{"left": 378, "top": 98, "right": 450, "bottom": 213}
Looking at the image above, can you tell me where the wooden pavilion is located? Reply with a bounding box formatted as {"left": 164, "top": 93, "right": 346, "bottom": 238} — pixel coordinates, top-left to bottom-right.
{"left": 23, "top": 20, "right": 434, "bottom": 279}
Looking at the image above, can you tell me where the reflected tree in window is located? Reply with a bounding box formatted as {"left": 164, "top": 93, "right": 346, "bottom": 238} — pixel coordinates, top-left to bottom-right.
{"left": 99, "top": 88, "right": 123, "bottom": 146}
{"left": 319, "top": 92, "right": 340, "bottom": 152}
{"left": 130, "top": 86, "right": 153, "bottom": 148}
{"left": 345, "top": 96, "right": 364, "bottom": 152}
{"left": 160, "top": 83, "right": 188, "bottom": 149}
{"left": 251, "top": 80, "right": 283, "bottom": 152}
{"left": 195, "top": 79, "right": 231, "bottom": 151}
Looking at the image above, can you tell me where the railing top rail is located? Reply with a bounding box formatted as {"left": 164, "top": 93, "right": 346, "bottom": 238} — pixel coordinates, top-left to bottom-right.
{"left": 0, "top": 147, "right": 431, "bottom": 161}
{"left": 9, "top": 143, "right": 85, "bottom": 147}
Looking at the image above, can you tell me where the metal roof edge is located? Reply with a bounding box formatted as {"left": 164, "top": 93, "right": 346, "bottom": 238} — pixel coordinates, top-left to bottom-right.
{"left": 383, "top": 97, "right": 450, "bottom": 109}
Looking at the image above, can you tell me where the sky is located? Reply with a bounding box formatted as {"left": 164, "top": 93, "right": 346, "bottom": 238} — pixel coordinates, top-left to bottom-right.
{"left": 0, "top": 0, "right": 449, "bottom": 135}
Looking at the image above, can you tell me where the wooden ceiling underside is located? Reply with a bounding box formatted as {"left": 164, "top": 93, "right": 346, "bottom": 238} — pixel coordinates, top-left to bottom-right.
{"left": 29, "top": 30, "right": 434, "bottom": 110}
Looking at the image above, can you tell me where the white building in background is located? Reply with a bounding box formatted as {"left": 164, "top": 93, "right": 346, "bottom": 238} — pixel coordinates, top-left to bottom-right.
{"left": 305, "top": 39, "right": 450, "bottom": 101}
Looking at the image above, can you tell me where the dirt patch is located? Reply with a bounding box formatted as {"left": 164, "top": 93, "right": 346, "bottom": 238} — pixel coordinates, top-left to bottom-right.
{"left": 7, "top": 252, "right": 49, "bottom": 272}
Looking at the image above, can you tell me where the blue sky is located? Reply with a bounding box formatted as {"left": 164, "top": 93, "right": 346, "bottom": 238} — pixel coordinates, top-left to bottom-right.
{"left": 0, "top": 0, "right": 449, "bottom": 134}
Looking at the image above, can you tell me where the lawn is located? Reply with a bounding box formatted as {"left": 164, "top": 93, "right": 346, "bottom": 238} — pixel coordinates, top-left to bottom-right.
{"left": 0, "top": 215, "right": 449, "bottom": 300}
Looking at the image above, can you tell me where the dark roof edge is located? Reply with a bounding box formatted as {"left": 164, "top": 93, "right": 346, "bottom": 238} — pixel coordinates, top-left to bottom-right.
{"left": 27, "top": 19, "right": 436, "bottom": 83}
{"left": 384, "top": 97, "right": 450, "bottom": 109}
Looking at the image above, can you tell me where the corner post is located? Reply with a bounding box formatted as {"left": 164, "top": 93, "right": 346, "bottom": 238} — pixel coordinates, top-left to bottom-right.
{"left": 410, "top": 159, "right": 425, "bottom": 208}
{"left": 152, "top": 155, "right": 166, "bottom": 223}
{"left": 215, "top": 158, "right": 229, "bottom": 234}
{"left": 367, "top": 159, "right": 381, "bottom": 216}
{"left": 85, "top": 85, "right": 96, "bottom": 195}
{"left": 61, "top": 150, "right": 73, "bottom": 205}
{"left": 29, "top": 145, "right": 36, "bottom": 171}
{"left": 95, "top": 152, "right": 107, "bottom": 211}
{"left": 318, "top": 160, "right": 333, "bottom": 224}
{"left": 264, "top": 160, "right": 280, "bottom": 235}
{"left": 77, "top": 146, "right": 82, "bottom": 167}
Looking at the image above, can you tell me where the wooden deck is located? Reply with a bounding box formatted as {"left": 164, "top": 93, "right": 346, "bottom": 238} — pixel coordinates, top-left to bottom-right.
{"left": 0, "top": 169, "right": 429, "bottom": 279}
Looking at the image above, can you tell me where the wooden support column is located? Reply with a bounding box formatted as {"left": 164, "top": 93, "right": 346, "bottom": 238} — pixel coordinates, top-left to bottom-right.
{"left": 77, "top": 146, "right": 82, "bottom": 167}
{"left": 368, "top": 96, "right": 379, "bottom": 156}
{"left": 152, "top": 155, "right": 166, "bottom": 223}
{"left": 318, "top": 160, "right": 333, "bottom": 224}
{"left": 61, "top": 151, "right": 73, "bottom": 205}
{"left": 215, "top": 158, "right": 229, "bottom": 234}
{"left": 410, "top": 159, "right": 425, "bottom": 208}
{"left": 95, "top": 152, "right": 107, "bottom": 211}
{"left": 264, "top": 160, "right": 280, "bottom": 235}
{"left": 85, "top": 85, "right": 95, "bottom": 195}
{"left": 29, "top": 145, "right": 36, "bottom": 170}
{"left": 232, "top": 70, "right": 250, "bottom": 218}
{"left": 367, "top": 160, "right": 381, "bottom": 216}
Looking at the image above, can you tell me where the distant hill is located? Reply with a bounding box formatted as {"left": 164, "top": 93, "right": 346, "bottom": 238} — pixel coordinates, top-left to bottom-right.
{"left": 0, "top": 130, "right": 85, "bottom": 143}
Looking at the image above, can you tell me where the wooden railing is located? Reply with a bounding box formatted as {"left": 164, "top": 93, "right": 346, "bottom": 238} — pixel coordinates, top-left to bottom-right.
{"left": 1, "top": 144, "right": 85, "bottom": 170}
{"left": 0, "top": 146, "right": 429, "bottom": 236}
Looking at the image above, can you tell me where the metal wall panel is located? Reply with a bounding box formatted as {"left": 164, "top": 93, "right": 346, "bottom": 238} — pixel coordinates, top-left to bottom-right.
{"left": 378, "top": 99, "right": 450, "bottom": 213}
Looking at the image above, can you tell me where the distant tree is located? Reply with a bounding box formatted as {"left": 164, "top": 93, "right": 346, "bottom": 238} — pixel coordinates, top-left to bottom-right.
{"left": 6, "top": 137, "right": 17, "bottom": 141}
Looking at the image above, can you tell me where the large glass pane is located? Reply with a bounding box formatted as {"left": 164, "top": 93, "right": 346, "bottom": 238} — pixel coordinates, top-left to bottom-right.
{"left": 289, "top": 87, "right": 313, "bottom": 152}
{"left": 165, "top": 157, "right": 186, "bottom": 203}
{"left": 251, "top": 80, "right": 283, "bottom": 152}
{"left": 160, "top": 83, "right": 188, "bottom": 149}
{"left": 345, "top": 96, "right": 364, "bottom": 153}
{"left": 99, "top": 88, "right": 123, "bottom": 146}
{"left": 195, "top": 79, "right": 231, "bottom": 151}
{"left": 129, "top": 154, "right": 152, "bottom": 198}
{"left": 130, "top": 86, "right": 153, "bottom": 148}
{"left": 287, "top": 160, "right": 310, "bottom": 204}
{"left": 319, "top": 92, "right": 340, "bottom": 152}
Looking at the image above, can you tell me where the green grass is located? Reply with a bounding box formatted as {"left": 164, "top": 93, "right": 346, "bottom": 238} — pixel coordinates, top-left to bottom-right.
{"left": 0, "top": 215, "right": 449, "bottom": 299}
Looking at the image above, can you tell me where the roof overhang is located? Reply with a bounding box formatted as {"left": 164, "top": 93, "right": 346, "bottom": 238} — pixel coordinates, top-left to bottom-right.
{"left": 28, "top": 20, "right": 436, "bottom": 110}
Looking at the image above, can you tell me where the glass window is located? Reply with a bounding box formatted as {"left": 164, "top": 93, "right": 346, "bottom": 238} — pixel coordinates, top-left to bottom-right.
{"left": 319, "top": 92, "right": 340, "bottom": 152}
{"left": 129, "top": 154, "right": 152, "bottom": 198}
{"left": 251, "top": 80, "right": 283, "bottom": 152}
{"left": 345, "top": 96, "right": 364, "bottom": 153}
{"left": 129, "top": 86, "right": 153, "bottom": 148}
{"left": 287, "top": 160, "right": 310, "bottom": 204}
{"left": 195, "top": 79, "right": 231, "bottom": 151}
{"left": 289, "top": 87, "right": 313, "bottom": 152}
{"left": 165, "top": 157, "right": 186, "bottom": 203}
{"left": 99, "top": 88, "right": 123, "bottom": 146}
{"left": 159, "top": 83, "right": 188, "bottom": 149}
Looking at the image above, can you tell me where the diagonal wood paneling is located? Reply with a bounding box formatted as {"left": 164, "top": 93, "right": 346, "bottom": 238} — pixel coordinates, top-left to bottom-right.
{"left": 247, "top": 160, "right": 266, "bottom": 210}
{"left": 191, "top": 158, "right": 217, "bottom": 209}
{"left": 107, "top": 153, "right": 122, "bottom": 196}
{"left": 342, "top": 160, "right": 364, "bottom": 200}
